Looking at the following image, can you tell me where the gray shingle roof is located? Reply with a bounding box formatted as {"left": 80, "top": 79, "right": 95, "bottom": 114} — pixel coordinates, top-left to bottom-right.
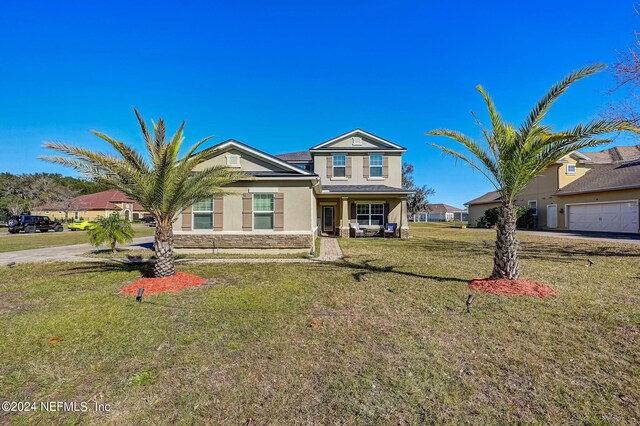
{"left": 322, "top": 185, "right": 413, "bottom": 193}
{"left": 275, "top": 151, "right": 312, "bottom": 161}
{"left": 581, "top": 145, "right": 640, "bottom": 164}
{"left": 426, "top": 203, "right": 467, "bottom": 214}
{"left": 556, "top": 160, "right": 640, "bottom": 195}
{"left": 465, "top": 190, "right": 502, "bottom": 206}
{"left": 244, "top": 171, "right": 316, "bottom": 177}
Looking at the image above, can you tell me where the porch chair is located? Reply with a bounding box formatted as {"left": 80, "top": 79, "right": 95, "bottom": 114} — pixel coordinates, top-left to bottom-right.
{"left": 383, "top": 223, "right": 398, "bottom": 238}
{"left": 350, "top": 222, "right": 365, "bottom": 238}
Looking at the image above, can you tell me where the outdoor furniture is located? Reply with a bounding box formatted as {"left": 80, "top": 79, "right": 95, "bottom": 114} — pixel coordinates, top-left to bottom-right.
{"left": 383, "top": 223, "right": 398, "bottom": 238}
{"left": 350, "top": 222, "right": 365, "bottom": 238}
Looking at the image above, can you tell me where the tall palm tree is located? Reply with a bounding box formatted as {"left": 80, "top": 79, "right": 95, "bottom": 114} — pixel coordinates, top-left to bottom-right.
{"left": 42, "top": 108, "right": 246, "bottom": 277}
{"left": 428, "top": 64, "right": 639, "bottom": 280}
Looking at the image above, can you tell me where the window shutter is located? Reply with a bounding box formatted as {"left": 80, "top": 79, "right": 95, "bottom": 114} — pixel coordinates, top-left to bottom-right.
{"left": 346, "top": 154, "right": 352, "bottom": 178}
{"left": 384, "top": 203, "right": 390, "bottom": 225}
{"left": 242, "top": 193, "right": 252, "bottom": 231}
{"left": 274, "top": 193, "right": 284, "bottom": 231}
{"left": 213, "top": 195, "right": 224, "bottom": 230}
{"left": 182, "top": 205, "right": 192, "bottom": 231}
{"left": 326, "top": 156, "right": 333, "bottom": 178}
{"left": 382, "top": 155, "right": 389, "bottom": 178}
{"left": 350, "top": 203, "right": 356, "bottom": 220}
{"left": 363, "top": 156, "right": 370, "bottom": 178}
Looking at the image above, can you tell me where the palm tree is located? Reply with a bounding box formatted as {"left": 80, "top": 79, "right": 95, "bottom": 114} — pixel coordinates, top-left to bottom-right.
{"left": 89, "top": 214, "right": 135, "bottom": 253}
{"left": 428, "top": 64, "right": 639, "bottom": 280}
{"left": 42, "top": 108, "right": 246, "bottom": 277}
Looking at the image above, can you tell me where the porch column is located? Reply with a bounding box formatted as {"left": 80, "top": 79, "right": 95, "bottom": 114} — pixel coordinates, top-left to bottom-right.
{"left": 340, "top": 196, "right": 350, "bottom": 238}
{"left": 400, "top": 197, "right": 410, "bottom": 239}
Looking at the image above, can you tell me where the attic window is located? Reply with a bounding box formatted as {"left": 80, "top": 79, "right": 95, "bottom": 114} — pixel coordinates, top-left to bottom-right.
{"left": 352, "top": 136, "right": 362, "bottom": 146}
{"left": 226, "top": 154, "right": 241, "bottom": 168}
{"left": 567, "top": 164, "right": 576, "bottom": 175}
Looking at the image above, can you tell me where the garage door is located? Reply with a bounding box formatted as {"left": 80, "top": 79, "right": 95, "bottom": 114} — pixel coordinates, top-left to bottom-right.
{"left": 568, "top": 201, "right": 639, "bottom": 234}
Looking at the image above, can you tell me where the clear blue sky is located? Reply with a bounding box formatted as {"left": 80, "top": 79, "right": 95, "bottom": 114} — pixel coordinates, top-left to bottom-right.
{"left": 0, "top": 1, "right": 637, "bottom": 207}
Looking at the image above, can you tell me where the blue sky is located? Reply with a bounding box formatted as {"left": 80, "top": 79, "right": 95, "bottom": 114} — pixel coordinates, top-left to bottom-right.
{"left": 0, "top": 0, "right": 637, "bottom": 207}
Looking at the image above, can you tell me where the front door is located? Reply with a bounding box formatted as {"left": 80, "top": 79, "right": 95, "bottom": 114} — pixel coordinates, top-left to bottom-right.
{"left": 322, "top": 206, "right": 334, "bottom": 234}
{"left": 546, "top": 204, "right": 557, "bottom": 229}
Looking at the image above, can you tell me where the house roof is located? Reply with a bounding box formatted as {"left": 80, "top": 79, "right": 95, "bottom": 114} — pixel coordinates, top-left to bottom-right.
{"left": 200, "top": 139, "right": 315, "bottom": 176}
{"left": 465, "top": 190, "right": 502, "bottom": 206}
{"left": 35, "top": 189, "right": 145, "bottom": 211}
{"left": 275, "top": 151, "right": 312, "bottom": 162}
{"left": 579, "top": 144, "right": 640, "bottom": 164}
{"left": 556, "top": 159, "right": 640, "bottom": 195}
{"left": 244, "top": 171, "right": 317, "bottom": 178}
{"left": 425, "top": 203, "right": 467, "bottom": 214}
{"left": 309, "top": 129, "right": 406, "bottom": 151}
{"left": 321, "top": 185, "right": 413, "bottom": 194}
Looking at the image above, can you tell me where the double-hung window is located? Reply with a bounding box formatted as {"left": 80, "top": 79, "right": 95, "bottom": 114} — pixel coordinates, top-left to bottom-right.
{"left": 333, "top": 155, "right": 346, "bottom": 177}
{"left": 528, "top": 200, "right": 538, "bottom": 216}
{"left": 356, "top": 203, "right": 384, "bottom": 226}
{"left": 193, "top": 199, "right": 214, "bottom": 229}
{"left": 369, "top": 155, "right": 383, "bottom": 177}
{"left": 254, "top": 193, "right": 274, "bottom": 230}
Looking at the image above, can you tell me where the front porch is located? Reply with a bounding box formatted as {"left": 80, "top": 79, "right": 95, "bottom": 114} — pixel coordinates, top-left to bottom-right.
{"left": 317, "top": 192, "right": 410, "bottom": 239}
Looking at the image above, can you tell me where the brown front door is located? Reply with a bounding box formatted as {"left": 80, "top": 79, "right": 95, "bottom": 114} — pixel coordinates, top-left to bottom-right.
{"left": 322, "top": 206, "right": 334, "bottom": 234}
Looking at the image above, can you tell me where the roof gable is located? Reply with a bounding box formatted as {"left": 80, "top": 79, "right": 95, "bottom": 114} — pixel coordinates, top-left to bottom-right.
{"left": 198, "top": 139, "right": 314, "bottom": 176}
{"left": 310, "top": 129, "right": 406, "bottom": 151}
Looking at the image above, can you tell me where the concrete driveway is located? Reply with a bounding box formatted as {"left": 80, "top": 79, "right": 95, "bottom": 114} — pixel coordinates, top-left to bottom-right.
{"left": 0, "top": 237, "right": 154, "bottom": 266}
{"left": 518, "top": 230, "right": 640, "bottom": 245}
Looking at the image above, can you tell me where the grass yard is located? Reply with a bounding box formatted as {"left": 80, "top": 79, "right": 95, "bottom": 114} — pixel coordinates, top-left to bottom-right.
{"left": 0, "top": 225, "right": 155, "bottom": 253}
{"left": 1, "top": 223, "right": 639, "bottom": 424}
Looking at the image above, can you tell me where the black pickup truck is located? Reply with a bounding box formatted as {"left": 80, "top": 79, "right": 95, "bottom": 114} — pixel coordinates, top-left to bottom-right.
{"left": 7, "top": 215, "right": 64, "bottom": 234}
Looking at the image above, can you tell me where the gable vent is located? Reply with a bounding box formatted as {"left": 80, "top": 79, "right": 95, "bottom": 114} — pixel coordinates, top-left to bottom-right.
{"left": 352, "top": 136, "right": 362, "bottom": 146}
{"left": 226, "top": 154, "right": 241, "bottom": 167}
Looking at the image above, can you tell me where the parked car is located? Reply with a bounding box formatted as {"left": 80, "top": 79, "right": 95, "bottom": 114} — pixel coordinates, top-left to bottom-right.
{"left": 68, "top": 220, "right": 97, "bottom": 231}
{"left": 7, "top": 215, "right": 63, "bottom": 234}
{"left": 143, "top": 215, "right": 156, "bottom": 227}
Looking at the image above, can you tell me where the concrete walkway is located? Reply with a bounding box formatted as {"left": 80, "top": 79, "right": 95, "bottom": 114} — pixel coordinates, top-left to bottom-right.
{"left": 0, "top": 236, "right": 344, "bottom": 266}
{"left": 518, "top": 230, "right": 640, "bottom": 245}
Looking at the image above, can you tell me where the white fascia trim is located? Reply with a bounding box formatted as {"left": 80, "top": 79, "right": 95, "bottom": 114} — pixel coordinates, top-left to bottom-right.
{"left": 245, "top": 176, "right": 319, "bottom": 181}
{"left": 310, "top": 129, "right": 405, "bottom": 150}
{"left": 310, "top": 148, "right": 406, "bottom": 153}
{"left": 212, "top": 141, "right": 314, "bottom": 175}
{"left": 559, "top": 151, "right": 591, "bottom": 163}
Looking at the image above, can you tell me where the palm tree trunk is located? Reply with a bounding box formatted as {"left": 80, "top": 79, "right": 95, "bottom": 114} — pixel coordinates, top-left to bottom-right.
{"left": 153, "top": 220, "right": 176, "bottom": 277}
{"left": 490, "top": 201, "right": 520, "bottom": 280}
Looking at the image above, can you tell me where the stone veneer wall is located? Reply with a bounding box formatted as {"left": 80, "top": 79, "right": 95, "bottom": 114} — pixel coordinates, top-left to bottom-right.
{"left": 174, "top": 233, "right": 313, "bottom": 249}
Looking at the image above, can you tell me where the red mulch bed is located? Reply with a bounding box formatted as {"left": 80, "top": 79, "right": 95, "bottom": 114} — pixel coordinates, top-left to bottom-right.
{"left": 469, "top": 278, "right": 558, "bottom": 298}
{"left": 120, "top": 272, "right": 207, "bottom": 296}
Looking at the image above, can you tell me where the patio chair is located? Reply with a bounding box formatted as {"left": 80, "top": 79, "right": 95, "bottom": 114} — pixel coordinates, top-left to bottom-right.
{"left": 350, "top": 222, "right": 365, "bottom": 238}
{"left": 383, "top": 223, "right": 397, "bottom": 238}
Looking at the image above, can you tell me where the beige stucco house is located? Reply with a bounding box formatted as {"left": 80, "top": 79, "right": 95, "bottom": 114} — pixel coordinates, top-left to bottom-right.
{"left": 466, "top": 145, "right": 640, "bottom": 234}
{"left": 173, "top": 129, "right": 413, "bottom": 252}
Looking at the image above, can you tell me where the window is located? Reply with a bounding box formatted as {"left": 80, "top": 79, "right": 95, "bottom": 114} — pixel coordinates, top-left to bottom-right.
{"left": 369, "top": 155, "right": 383, "bottom": 177}
{"left": 253, "top": 193, "right": 274, "bottom": 230}
{"left": 356, "top": 203, "right": 384, "bottom": 226}
{"left": 226, "top": 154, "right": 241, "bottom": 167}
{"left": 567, "top": 164, "right": 576, "bottom": 175}
{"left": 333, "top": 155, "right": 346, "bottom": 177}
{"left": 193, "top": 199, "right": 214, "bottom": 229}
{"left": 528, "top": 200, "right": 538, "bottom": 216}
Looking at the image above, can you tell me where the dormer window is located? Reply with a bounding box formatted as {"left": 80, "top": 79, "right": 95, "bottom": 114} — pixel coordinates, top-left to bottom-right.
{"left": 226, "top": 154, "right": 241, "bottom": 167}
{"left": 369, "top": 155, "right": 383, "bottom": 177}
{"left": 333, "top": 155, "right": 346, "bottom": 177}
{"left": 567, "top": 164, "right": 576, "bottom": 175}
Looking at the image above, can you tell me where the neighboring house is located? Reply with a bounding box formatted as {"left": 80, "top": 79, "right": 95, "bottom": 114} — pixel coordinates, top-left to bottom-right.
{"left": 413, "top": 203, "right": 468, "bottom": 222}
{"left": 173, "top": 129, "right": 414, "bottom": 252}
{"left": 33, "top": 189, "right": 148, "bottom": 221}
{"left": 466, "top": 145, "right": 640, "bottom": 234}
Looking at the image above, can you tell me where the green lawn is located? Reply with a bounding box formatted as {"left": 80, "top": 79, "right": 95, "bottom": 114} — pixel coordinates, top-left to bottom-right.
{"left": 0, "top": 225, "right": 155, "bottom": 253}
{"left": 1, "top": 223, "right": 638, "bottom": 424}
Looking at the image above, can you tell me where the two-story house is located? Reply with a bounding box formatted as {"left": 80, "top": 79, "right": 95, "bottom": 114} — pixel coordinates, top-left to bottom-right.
{"left": 466, "top": 145, "right": 640, "bottom": 234}
{"left": 173, "top": 129, "right": 413, "bottom": 252}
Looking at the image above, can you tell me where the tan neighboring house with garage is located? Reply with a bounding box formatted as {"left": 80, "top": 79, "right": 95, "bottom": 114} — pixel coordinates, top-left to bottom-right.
{"left": 466, "top": 144, "right": 640, "bottom": 234}
{"left": 173, "top": 129, "right": 413, "bottom": 253}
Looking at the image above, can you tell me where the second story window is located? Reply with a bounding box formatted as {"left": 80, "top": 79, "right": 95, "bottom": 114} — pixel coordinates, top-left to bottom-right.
{"left": 333, "top": 155, "right": 346, "bottom": 177}
{"left": 369, "top": 155, "right": 383, "bottom": 177}
{"left": 567, "top": 164, "right": 576, "bottom": 175}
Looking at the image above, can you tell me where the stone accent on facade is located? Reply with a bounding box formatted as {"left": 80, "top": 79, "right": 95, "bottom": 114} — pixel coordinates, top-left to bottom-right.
{"left": 400, "top": 226, "right": 410, "bottom": 239}
{"left": 174, "top": 233, "right": 313, "bottom": 249}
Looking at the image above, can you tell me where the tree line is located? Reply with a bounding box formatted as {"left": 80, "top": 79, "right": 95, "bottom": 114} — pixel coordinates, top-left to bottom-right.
{"left": 0, "top": 173, "right": 110, "bottom": 221}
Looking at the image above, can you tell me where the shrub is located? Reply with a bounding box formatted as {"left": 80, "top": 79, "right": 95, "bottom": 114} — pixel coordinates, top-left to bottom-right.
{"left": 478, "top": 206, "right": 533, "bottom": 228}
{"left": 89, "top": 215, "right": 134, "bottom": 253}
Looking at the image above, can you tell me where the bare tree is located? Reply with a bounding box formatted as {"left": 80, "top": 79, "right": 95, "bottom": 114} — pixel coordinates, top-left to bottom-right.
{"left": 407, "top": 185, "right": 435, "bottom": 219}
{"left": 401, "top": 162, "right": 415, "bottom": 189}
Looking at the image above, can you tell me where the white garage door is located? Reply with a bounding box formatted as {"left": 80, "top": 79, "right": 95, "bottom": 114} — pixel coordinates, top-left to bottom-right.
{"left": 568, "top": 201, "right": 639, "bottom": 234}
